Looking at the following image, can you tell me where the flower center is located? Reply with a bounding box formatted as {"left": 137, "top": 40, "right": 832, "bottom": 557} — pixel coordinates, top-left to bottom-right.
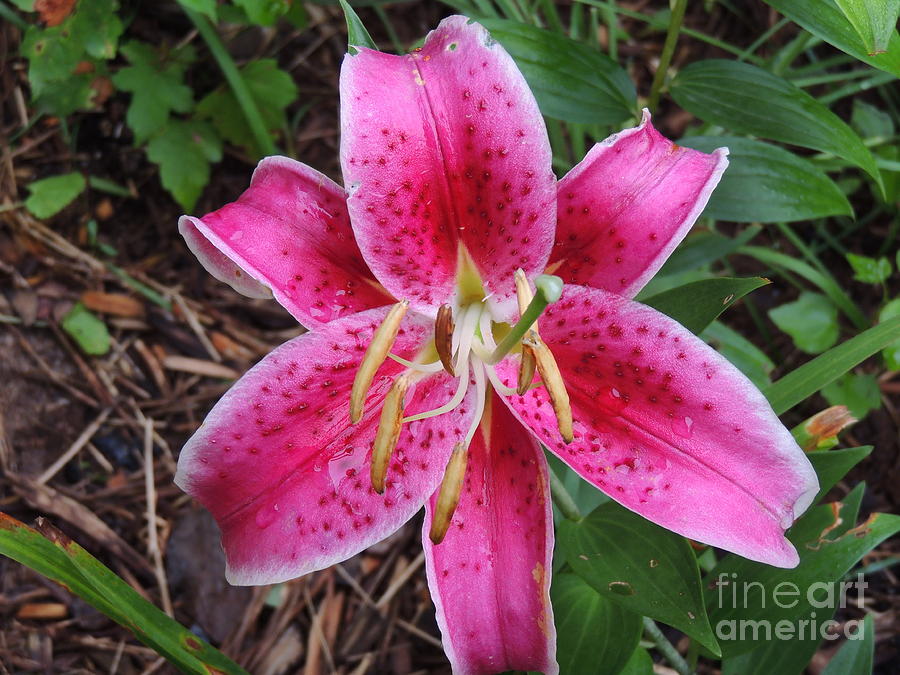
{"left": 349, "top": 270, "right": 570, "bottom": 544}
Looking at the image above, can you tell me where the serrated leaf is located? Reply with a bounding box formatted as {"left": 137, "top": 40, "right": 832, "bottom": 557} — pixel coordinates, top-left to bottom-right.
{"left": 762, "top": 0, "right": 900, "bottom": 77}
{"left": 25, "top": 172, "right": 86, "bottom": 218}
{"left": 61, "top": 302, "right": 110, "bottom": 355}
{"left": 551, "top": 573, "right": 642, "bottom": 675}
{"left": 679, "top": 136, "right": 852, "bottom": 222}
{"left": 670, "top": 60, "right": 884, "bottom": 196}
{"left": 834, "top": 0, "right": 900, "bottom": 55}
{"left": 232, "top": 0, "right": 291, "bottom": 25}
{"left": 67, "top": 0, "right": 122, "bottom": 59}
{"left": 476, "top": 18, "right": 636, "bottom": 125}
{"left": 558, "top": 501, "right": 721, "bottom": 655}
{"left": 145, "top": 120, "right": 222, "bottom": 210}
{"left": 196, "top": 59, "right": 297, "bottom": 156}
{"left": 112, "top": 42, "right": 194, "bottom": 144}
{"left": 822, "top": 373, "right": 882, "bottom": 419}
{"left": 769, "top": 292, "right": 839, "bottom": 355}
{"left": 846, "top": 252, "right": 892, "bottom": 284}
{"left": 643, "top": 277, "right": 768, "bottom": 335}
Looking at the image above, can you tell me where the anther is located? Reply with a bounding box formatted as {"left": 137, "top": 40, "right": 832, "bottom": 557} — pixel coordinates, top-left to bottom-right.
{"left": 514, "top": 269, "right": 537, "bottom": 394}
{"left": 370, "top": 374, "right": 411, "bottom": 493}
{"left": 435, "top": 304, "right": 456, "bottom": 375}
{"left": 523, "top": 333, "right": 573, "bottom": 443}
{"left": 350, "top": 300, "right": 409, "bottom": 423}
{"left": 429, "top": 442, "right": 469, "bottom": 544}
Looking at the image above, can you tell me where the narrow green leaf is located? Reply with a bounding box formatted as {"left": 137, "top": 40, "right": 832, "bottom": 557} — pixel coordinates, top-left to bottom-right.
{"left": 670, "top": 60, "right": 884, "bottom": 195}
{"left": 551, "top": 573, "right": 643, "bottom": 674}
{"left": 679, "top": 136, "right": 852, "bottom": 222}
{"left": 558, "top": 502, "right": 721, "bottom": 655}
{"left": 177, "top": 0, "right": 217, "bottom": 20}
{"left": 852, "top": 99, "right": 895, "bottom": 138}
{"left": 478, "top": 18, "right": 636, "bottom": 125}
{"left": 834, "top": 0, "right": 900, "bottom": 55}
{"left": 657, "top": 227, "right": 761, "bottom": 278}
{"left": 25, "top": 172, "right": 86, "bottom": 219}
{"left": 338, "top": 0, "right": 377, "bottom": 50}
{"left": 702, "top": 321, "right": 774, "bottom": 389}
{"left": 643, "top": 277, "right": 768, "bottom": 335}
{"left": 769, "top": 292, "right": 839, "bottom": 355}
{"left": 807, "top": 446, "right": 873, "bottom": 503}
{"left": 61, "top": 302, "right": 110, "bottom": 356}
{"left": 762, "top": 0, "right": 900, "bottom": 77}
{"left": 0, "top": 514, "right": 248, "bottom": 674}
{"left": 821, "top": 373, "right": 882, "bottom": 419}
{"left": 879, "top": 298, "right": 900, "bottom": 370}
{"left": 764, "top": 316, "right": 900, "bottom": 414}
{"left": 821, "top": 614, "right": 874, "bottom": 675}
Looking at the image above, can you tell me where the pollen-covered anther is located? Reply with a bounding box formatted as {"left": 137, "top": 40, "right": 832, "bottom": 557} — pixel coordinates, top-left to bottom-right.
{"left": 429, "top": 442, "right": 469, "bottom": 545}
{"left": 350, "top": 300, "right": 409, "bottom": 423}
{"left": 514, "top": 269, "right": 538, "bottom": 394}
{"left": 371, "top": 374, "right": 411, "bottom": 494}
{"left": 523, "top": 333, "right": 573, "bottom": 443}
{"left": 435, "top": 304, "right": 456, "bottom": 375}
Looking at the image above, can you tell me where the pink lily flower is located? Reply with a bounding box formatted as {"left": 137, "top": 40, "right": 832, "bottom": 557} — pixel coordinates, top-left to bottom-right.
{"left": 175, "top": 16, "right": 818, "bottom": 675}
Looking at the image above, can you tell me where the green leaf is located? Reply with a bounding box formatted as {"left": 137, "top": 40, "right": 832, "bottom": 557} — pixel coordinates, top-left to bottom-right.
{"left": 834, "top": 0, "right": 900, "bottom": 55}
{"left": 678, "top": 136, "right": 852, "bottom": 222}
{"left": 670, "top": 60, "right": 884, "bottom": 195}
{"left": 657, "top": 227, "right": 761, "bottom": 278}
{"left": 0, "top": 514, "right": 248, "bottom": 674}
{"left": 232, "top": 0, "right": 292, "bottom": 25}
{"left": 67, "top": 0, "right": 122, "bottom": 60}
{"left": 112, "top": 42, "right": 194, "bottom": 144}
{"left": 551, "top": 573, "right": 642, "bottom": 674}
{"left": 807, "top": 446, "right": 873, "bottom": 503}
{"left": 762, "top": 0, "right": 900, "bottom": 77}
{"left": 821, "top": 614, "right": 874, "bottom": 675}
{"left": 846, "top": 252, "right": 893, "bottom": 283}
{"left": 338, "top": 0, "right": 377, "bottom": 50}
{"left": 145, "top": 120, "right": 222, "bottom": 211}
{"left": 879, "top": 298, "right": 900, "bottom": 370}
{"left": 177, "top": 0, "right": 217, "bottom": 20}
{"left": 643, "top": 277, "right": 769, "bottom": 335}
{"left": 558, "top": 502, "right": 721, "bottom": 655}
{"left": 196, "top": 59, "right": 297, "bottom": 157}
{"left": 618, "top": 647, "right": 654, "bottom": 675}
{"left": 822, "top": 373, "right": 882, "bottom": 419}
{"left": 25, "top": 172, "right": 86, "bottom": 219}
{"left": 764, "top": 315, "right": 900, "bottom": 414}
{"left": 769, "top": 292, "right": 839, "bottom": 354}
{"left": 705, "top": 493, "right": 899, "bottom": 658}
{"left": 702, "top": 321, "right": 774, "bottom": 389}
{"left": 478, "top": 18, "right": 636, "bottom": 125}
{"left": 61, "top": 302, "right": 110, "bottom": 356}
{"left": 852, "top": 99, "right": 895, "bottom": 138}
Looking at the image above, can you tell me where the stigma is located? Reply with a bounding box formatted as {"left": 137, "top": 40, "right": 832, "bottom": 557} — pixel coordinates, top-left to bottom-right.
{"left": 348, "top": 271, "right": 570, "bottom": 542}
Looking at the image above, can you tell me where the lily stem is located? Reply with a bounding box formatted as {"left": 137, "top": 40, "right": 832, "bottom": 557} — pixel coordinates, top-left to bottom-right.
{"left": 548, "top": 467, "right": 582, "bottom": 522}
{"left": 486, "top": 274, "right": 562, "bottom": 365}
{"left": 642, "top": 617, "right": 693, "bottom": 675}
{"left": 648, "top": 0, "right": 688, "bottom": 112}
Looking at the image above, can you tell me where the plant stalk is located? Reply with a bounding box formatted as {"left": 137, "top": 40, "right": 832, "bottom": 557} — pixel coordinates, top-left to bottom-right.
{"left": 648, "top": 0, "right": 688, "bottom": 112}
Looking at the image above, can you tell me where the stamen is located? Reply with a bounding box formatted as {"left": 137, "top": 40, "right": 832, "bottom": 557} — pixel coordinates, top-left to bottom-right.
{"left": 429, "top": 442, "right": 469, "bottom": 545}
{"left": 350, "top": 300, "right": 409, "bottom": 423}
{"left": 464, "top": 362, "right": 488, "bottom": 448}
{"left": 486, "top": 274, "right": 563, "bottom": 365}
{"left": 371, "top": 375, "right": 411, "bottom": 493}
{"left": 402, "top": 364, "right": 470, "bottom": 423}
{"left": 514, "top": 269, "right": 538, "bottom": 394}
{"left": 455, "top": 303, "right": 482, "bottom": 373}
{"left": 523, "top": 333, "right": 574, "bottom": 443}
{"left": 435, "top": 304, "right": 456, "bottom": 375}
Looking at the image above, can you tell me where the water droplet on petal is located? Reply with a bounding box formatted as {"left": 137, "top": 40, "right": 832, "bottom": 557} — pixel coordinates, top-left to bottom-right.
{"left": 603, "top": 387, "right": 628, "bottom": 414}
{"left": 255, "top": 503, "right": 279, "bottom": 529}
{"left": 670, "top": 415, "right": 694, "bottom": 438}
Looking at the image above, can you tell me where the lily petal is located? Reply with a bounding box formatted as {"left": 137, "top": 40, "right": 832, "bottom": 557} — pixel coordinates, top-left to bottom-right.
{"left": 497, "top": 286, "right": 818, "bottom": 568}
{"left": 175, "top": 307, "right": 476, "bottom": 585}
{"left": 423, "top": 395, "right": 557, "bottom": 675}
{"left": 340, "top": 15, "right": 556, "bottom": 320}
{"left": 548, "top": 110, "right": 728, "bottom": 298}
{"left": 180, "top": 156, "right": 393, "bottom": 328}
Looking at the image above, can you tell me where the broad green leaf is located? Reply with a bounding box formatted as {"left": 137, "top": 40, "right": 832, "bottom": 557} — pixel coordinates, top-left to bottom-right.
{"left": 197, "top": 59, "right": 297, "bottom": 157}
{"left": 705, "top": 491, "right": 899, "bottom": 657}
{"left": 146, "top": 120, "right": 223, "bottom": 211}
{"left": 643, "top": 277, "right": 769, "bottom": 335}
{"left": 9, "top": 0, "right": 33, "bottom": 9}
{"left": 821, "top": 614, "right": 874, "bottom": 675}
{"left": 822, "top": 373, "right": 882, "bottom": 419}
{"left": 852, "top": 100, "right": 895, "bottom": 138}
{"left": 21, "top": 25, "right": 95, "bottom": 114}
{"left": 879, "top": 298, "right": 900, "bottom": 370}
{"left": 764, "top": 315, "right": 900, "bottom": 414}
{"left": 338, "top": 0, "right": 377, "bottom": 50}
{"left": 670, "top": 60, "right": 883, "bottom": 195}
{"left": 25, "top": 172, "right": 86, "bottom": 218}
{"left": 232, "top": 0, "right": 291, "bottom": 25}
{"left": 679, "top": 136, "right": 852, "bottom": 222}
{"left": 177, "top": 0, "right": 217, "bottom": 20}
{"left": 551, "top": 573, "right": 642, "bottom": 674}
{"left": 807, "top": 446, "right": 873, "bottom": 504}
{"left": 617, "top": 647, "right": 654, "bottom": 675}
{"left": 66, "top": 0, "right": 122, "bottom": 59}
{"left": 769, "top": 292, "right": 839, "bottom": 354}
{"left": 558, "top": 502, "right": 721, "bottom": 655}
{"left": 112, "top": 42, "right": 194, "bottom": 144}
{"left": 834, "top": 0, "right": 900, "bottom": 55}
{"left": 702, "top": 321, "right": 774, "bottom": 389}
{"left": 479, "top": 18, "right": 636, "bottom": 125}
{"left": 0, "top": 514, "right": 248, "bottom": 674}
{"left": 762, "top": 0, "right": 900, "bottom": 77}
{"left": 61, "top": 302, "right": 110, "bottom": 356}
{"left": 846, "top": 252, "right": 893, "bottom": 283}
